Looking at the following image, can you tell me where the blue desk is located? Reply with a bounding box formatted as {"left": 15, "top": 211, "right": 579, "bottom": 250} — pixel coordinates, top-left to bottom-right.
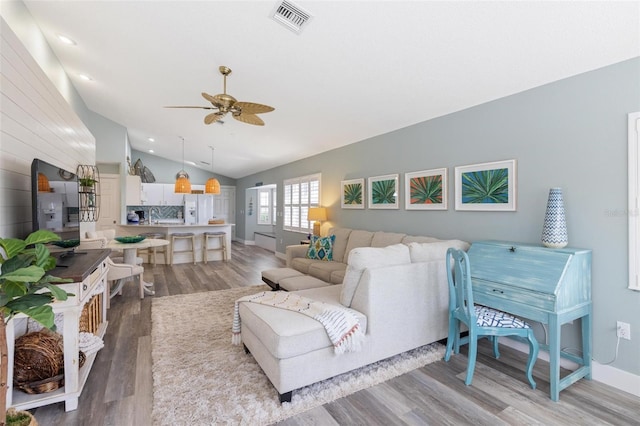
{"left": 467, "top": 240, "right": 592, "bottom": 401}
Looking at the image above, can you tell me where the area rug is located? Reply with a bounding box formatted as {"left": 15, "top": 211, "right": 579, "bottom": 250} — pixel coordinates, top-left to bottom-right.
{"left": 151, "top": 285, "right": 445, "bottom": 425}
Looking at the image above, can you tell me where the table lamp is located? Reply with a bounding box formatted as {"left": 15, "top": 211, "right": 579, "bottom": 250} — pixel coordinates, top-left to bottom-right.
{"left": 308, "top": 207, "right": 327, "bottom": 236}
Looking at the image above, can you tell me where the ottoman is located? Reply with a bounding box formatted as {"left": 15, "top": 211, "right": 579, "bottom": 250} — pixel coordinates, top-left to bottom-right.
{"left": 279, "top": 275, "right": 328, "bottom": 291}
{"left": 261, "top": 268, "right": 303, "bottom": 291}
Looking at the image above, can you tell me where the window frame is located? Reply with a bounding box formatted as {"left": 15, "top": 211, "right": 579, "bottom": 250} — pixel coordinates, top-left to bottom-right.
{"left": 257, "top": 188, "right": 274, "bottom": 225}
{"left": 283, "top": 173, "right": 321, "bottom": 234}
{"left": 629, "top": 112, "right": 639, "bottom": 291}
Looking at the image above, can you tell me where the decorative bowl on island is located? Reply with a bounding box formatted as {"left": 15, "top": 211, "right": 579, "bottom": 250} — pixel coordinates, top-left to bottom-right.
{"left": 51, "top": 239, "right": 80, "bottom": 248}
{"left": 114, "top": 235, "right": 146, "bottom": 244}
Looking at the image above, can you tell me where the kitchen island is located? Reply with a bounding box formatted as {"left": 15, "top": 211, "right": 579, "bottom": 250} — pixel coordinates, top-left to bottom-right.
{"left": 118, "top": 223, "right": 234, "bottom": 263}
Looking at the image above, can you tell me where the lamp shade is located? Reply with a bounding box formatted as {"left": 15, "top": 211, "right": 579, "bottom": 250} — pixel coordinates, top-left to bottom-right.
{"left": 174, "top": 171, "right": 192, "bottom": 194}
{"left": 205, "top": 177, "right": 220, "bottom": 194}
{"left": 308, "top": 207, "right": 327, "bottom": 222}
{"left": 37, "top": 173, "right": 50, "bottom": 192}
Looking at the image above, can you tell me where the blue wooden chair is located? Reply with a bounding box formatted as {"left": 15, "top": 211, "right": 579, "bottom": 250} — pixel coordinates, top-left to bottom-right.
{"left": 444, "top": 248, "right": 539, "bottom": 389}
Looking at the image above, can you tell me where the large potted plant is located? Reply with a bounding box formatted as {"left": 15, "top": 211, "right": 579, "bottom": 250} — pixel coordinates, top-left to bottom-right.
{"left": 0, "top": 230, "right": 71, "bottom": 425}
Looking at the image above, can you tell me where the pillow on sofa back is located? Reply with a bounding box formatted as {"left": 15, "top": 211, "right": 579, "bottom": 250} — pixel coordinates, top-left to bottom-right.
{"left": 340, "top": 243, "right": 411, "bottom": 307}
{"left": 328, "top": 227, "right": 352, "bottom": 264}
{"left": 342, "top": 230, "right": 374, "bottom": 263}
{"left": 306, "top": 234, "right": 336, "bottom": 261}
{"left": 408, "top": 240, "right": 470, "bottom": 263}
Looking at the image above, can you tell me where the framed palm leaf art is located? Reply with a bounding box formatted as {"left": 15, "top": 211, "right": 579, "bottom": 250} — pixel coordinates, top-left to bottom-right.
{"left": 341, "top": 178, "right": 365, "bottom": 209}
{"left": 455, "top": 159, "right": 517, "bottom": 211}
{"left": 405, "top": 168, "right": 447, "bottom": 210}
{"left": 368, "top": 174, "right": 399, "bottom": 209}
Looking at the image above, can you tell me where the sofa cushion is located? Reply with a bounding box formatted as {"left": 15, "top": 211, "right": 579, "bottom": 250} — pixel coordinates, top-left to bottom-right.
{"left": 340, "top": 244, "right": 411, "bottom": 307}
{"left": 239, "top": 285, "right": 366, "bottom": 359}
{"left": 371, "top": 231, "right": 406, "bottom": 248}
{"left": 408, "top": 240, "right": 471, "bottom": 263}
{"left": 306, "top": 234, "right": 336, "bottom": 261}
{"left": 290, "top": 257, "right": 317, "bottom": 274}
{"left": 308, "top": 261, "right": 347, "bottom": 283}
{"left": 328, "top": 227, "right": 352, "bottom": 264}
{"left": 279, "top": 275, "right": 328, "bottom": 291}
{"left": 401, "top": 235, "right": 442, "bottom": 244}
{"left": 330, "top": 269, "right": 346, "bottom": 284}
{"left": 343, "top": 230, "right": 375, "bottom": 263}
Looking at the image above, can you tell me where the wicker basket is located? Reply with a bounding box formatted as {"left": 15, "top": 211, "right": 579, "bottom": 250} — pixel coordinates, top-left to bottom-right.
{"left": 13, "top": 331, "right": 86, "bottom": 394}
{"left": 79, "top": 293, "right": 103, "bottom": 335}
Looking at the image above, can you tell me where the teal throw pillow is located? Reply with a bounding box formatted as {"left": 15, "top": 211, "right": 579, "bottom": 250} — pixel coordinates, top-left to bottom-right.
{"left": 306, "top": 235, "right": 335, "bottom": 261}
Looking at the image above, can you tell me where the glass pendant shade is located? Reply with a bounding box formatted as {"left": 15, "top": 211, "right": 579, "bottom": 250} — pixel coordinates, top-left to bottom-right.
{"left": 205, "top": 177, "right": 220, "bottom": 194}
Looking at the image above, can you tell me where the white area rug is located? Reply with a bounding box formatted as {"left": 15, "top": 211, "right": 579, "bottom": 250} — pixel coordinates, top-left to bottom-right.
{"left": 151, "top": 285, "right": 444, "bottom": 425}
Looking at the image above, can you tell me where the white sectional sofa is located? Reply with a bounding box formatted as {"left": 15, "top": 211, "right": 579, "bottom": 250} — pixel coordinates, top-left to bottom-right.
{"left": 239, "top": 234, "right": 470, "bottom": 402}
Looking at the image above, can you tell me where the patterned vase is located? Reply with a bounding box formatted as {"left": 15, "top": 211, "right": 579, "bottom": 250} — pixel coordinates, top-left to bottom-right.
{"left": 541, "top": 187, "right": 568, "bottom": 248}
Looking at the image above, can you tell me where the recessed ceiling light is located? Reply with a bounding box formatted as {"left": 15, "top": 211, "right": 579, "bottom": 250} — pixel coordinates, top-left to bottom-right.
{"left": 78, "top": 74, "right": 93, "bottom": 81}
{"left": 148, "top": 149, "right": 154, "bottom": 153}
{"left": 148, "top": 137, "right": 155, "bottom": 142}
{"left": 57, "top": 34, "right": 76, "bottom": 45}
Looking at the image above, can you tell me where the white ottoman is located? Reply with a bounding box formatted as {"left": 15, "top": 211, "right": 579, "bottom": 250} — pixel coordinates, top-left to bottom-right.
{"left": 279, "top": 275, "right": 328, "bottom": 291}
{"left": 261, "top": 268, "right": 304, "bottom": 291}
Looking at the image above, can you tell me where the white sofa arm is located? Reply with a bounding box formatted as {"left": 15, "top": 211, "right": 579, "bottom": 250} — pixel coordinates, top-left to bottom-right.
{"left": 285, "top": 244, "right": 309, "bottom": 267}
{"left": 350, "top": 260, "right": 449, "bottom": 347}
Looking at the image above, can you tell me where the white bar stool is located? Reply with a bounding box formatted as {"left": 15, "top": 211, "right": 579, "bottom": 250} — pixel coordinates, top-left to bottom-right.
{"left": 170, "top": 232, "right": 197, "bottom": 265}
{"left": 138, "top": 232, "right": 168, "bottom": 265}
{"left": 203, "top": 231, "right": 227, "bottom": 263}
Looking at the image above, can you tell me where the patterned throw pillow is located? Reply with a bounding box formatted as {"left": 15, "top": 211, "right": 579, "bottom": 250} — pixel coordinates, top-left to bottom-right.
{"left": 306, "top": 235, "right": 336, "bottom": 261}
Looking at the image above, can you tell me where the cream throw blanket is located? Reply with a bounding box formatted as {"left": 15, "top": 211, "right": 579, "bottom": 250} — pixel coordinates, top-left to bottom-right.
{"left": 232, "top": 291, "right": 365, "bottom": 354}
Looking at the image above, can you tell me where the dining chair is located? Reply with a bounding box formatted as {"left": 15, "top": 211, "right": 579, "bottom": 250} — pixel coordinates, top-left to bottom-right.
{"left": 444, "top": 248, "right": 539, "bottom": 389}
{"left": 106, "top": 257, "right": 144, "bottom": 307}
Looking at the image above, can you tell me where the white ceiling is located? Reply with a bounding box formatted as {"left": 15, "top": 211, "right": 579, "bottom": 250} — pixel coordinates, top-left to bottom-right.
{"left": 22, "top": 1, "right": 640, "bottom": 179}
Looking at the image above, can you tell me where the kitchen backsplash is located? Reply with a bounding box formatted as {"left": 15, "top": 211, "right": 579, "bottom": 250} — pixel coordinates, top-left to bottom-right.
{"left": 127, "top": 205, "right": 183, "bottom": 223}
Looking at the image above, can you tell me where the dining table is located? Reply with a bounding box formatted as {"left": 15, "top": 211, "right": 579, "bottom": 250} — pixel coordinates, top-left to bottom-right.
{"left": 106, "top": 238, "right": 170, "bottom": 296}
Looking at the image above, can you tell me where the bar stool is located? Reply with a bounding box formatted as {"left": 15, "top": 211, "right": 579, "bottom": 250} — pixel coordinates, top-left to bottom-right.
{"left": 203, "top": 231, "right": 227, "bottom": 263}
{"left": 138, "top": 232, "right": 168, "bottom": 266}
{"left": 170, "top": 232, "right": 197, "bottom": 265}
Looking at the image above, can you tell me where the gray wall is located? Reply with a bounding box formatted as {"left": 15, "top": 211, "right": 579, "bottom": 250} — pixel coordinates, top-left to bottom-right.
{"left": 237, "top": 58, "right": 640, "bottom": 375}
{"left": 131, "top": 150, "right": 236, "bottom": 186}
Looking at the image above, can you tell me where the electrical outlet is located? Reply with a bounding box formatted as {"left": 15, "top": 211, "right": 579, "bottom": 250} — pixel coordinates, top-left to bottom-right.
{"left": 617, "top": 321, "right": 631, "bottom": 340}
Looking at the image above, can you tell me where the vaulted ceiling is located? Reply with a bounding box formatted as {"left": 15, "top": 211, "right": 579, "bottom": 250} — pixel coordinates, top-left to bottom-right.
{"left": 22, "top": 1, "right": 640, "bottom": 178}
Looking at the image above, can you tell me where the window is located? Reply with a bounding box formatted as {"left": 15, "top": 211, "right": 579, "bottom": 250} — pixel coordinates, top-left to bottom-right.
{"left": 284, "top": 173, "right": 320, "bottom": 233}
{"left": 629, "top": 112, "right": 639, "bottom": 291}
{"left": 258, "top": 187, "right": 276, "bottom": 225}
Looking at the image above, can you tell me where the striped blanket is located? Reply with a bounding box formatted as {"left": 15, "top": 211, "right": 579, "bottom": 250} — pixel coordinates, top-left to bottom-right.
{"left": 232, "top": 291, "right": 365, "bottom": 354}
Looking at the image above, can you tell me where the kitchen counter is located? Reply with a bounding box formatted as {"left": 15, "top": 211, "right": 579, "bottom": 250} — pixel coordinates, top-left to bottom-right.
{"left": 117, "top": 223, "right": 234, "bottom": 263}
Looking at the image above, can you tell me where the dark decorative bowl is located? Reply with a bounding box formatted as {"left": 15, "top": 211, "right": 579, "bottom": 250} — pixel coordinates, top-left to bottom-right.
{"left": 51, "top": 239, "right": 80, "bottom": 248}
{"left": 114, "top": 235, "right": 146, "bottom": 244}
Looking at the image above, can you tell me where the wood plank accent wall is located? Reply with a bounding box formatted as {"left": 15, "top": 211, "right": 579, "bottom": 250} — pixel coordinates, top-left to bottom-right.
{"left": 0, "top": 18, "right": 95, "bottom": 238}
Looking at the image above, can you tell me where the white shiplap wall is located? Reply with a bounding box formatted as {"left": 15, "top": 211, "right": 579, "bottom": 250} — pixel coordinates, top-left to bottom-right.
{"left": 0, "top": 18, "right": 95, "bottom": 238}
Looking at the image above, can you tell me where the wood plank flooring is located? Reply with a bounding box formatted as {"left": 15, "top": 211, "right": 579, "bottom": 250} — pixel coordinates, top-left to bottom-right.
{"left": 29, "top": 243, "right": 639, "bottom": 425}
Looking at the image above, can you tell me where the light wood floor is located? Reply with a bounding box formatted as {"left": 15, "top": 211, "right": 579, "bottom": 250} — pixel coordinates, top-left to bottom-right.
{"left": 30, "top": 243, "right": 638, "bottom": 425}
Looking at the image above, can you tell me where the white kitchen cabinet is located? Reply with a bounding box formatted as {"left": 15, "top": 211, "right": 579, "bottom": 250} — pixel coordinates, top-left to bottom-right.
{"left": 142, "top": 183, "right": 164, "bottom": 205}
{"left": 162, "top": 184, "right": 185, "bottom": 205}
{"left": 125, "top": 175, "right": 142, "bottom": 205}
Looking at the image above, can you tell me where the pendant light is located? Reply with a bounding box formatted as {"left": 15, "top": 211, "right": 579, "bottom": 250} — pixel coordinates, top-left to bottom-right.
{"left": 205, "top": 146, "right": 221, "bottom": 194}
{"left": 174, "top": 136, "right": 192, "bottom": 193}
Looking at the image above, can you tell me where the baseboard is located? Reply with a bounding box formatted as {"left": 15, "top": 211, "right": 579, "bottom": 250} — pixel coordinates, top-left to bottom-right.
{"left": 275, "top": 251, "right": 286, "bottom": 260}
{"left": 499, "top": 337, "right": 640, "bottom": 397}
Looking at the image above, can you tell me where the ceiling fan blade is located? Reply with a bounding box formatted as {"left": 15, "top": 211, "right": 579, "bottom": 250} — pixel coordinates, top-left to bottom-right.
{"left": 164, "top": 105, "right": 216, "bottom": 109}
{"left": 233, "top": 112, "right": 264, "bottom": 126}
{"left": 204, "top": 112, "right": 226, "bottom": 125}
{"left": 202, "top": 92, "right": 219, "bottom": 105}
{"left": 234, "top": 101, "right": 275, "bottom": 114}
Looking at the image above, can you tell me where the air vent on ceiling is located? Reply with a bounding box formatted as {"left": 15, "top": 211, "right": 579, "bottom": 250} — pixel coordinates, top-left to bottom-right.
{"left": 271, "top": 0, "right": 312, "bottom": 34}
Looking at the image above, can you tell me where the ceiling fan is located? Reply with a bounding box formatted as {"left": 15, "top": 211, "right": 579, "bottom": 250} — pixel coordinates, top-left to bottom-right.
{"left": 165, "top": 66, "right": 274, "bottom": 126}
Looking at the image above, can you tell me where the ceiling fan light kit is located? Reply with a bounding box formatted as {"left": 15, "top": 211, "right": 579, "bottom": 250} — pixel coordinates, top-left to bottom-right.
{"left": 174, "top": 137, "right": 192, "bottom": 194}
{"left": 165, "top": 66, "right": 274, "bottom": 126}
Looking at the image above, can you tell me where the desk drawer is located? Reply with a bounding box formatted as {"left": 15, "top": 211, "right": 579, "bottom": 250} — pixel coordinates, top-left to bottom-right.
{"left": 473, "top": 279, "right": 556, "bottom": 312}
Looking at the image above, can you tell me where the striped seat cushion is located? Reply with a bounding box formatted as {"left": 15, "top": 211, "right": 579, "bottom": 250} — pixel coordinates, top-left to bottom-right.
{"left": 475, "top": 305, "right": 530, "bottom": 329}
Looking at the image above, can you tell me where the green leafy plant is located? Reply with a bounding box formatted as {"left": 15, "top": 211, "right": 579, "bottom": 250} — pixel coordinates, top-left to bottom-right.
{"left": 0, "top": 230, "right": 72, "bottom": 424}
{"left": 343, "top": 183, "right": 363, "bottom": 205}
{"left": 371, "top": 179, "right": 396, "bottom": 204}
{"left": 461, "top": 168, "right": 509, "bottom": 204}
{"left": 79, "top": 177, "right": 96, "bottom": 187}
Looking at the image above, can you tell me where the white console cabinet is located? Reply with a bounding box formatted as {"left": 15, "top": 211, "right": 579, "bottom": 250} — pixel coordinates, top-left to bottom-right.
{"left": 5, "top": 249, "right": 110, "bottom": 412}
